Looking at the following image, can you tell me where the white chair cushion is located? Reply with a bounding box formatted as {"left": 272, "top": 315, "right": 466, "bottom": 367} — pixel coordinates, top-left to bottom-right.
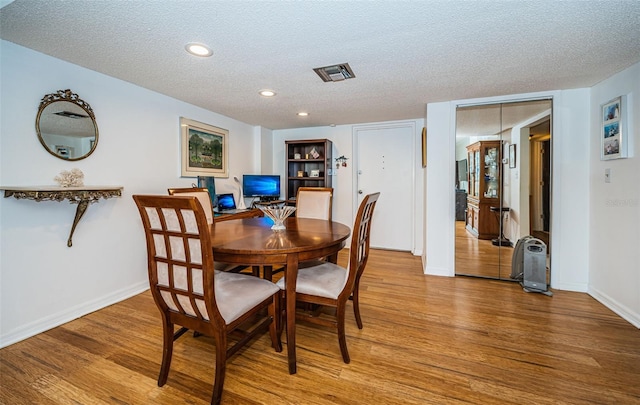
{"left": 215, "top": 272, "right": 280, "bottom": 324}
{"left": 296, "top": 191, "right": 331, "bottom": 220}
{"left": 176, "top": 191, "right": 214, "bottom": 224}
{"left": 276, "top": 261, "right": 348, "bottom": 300}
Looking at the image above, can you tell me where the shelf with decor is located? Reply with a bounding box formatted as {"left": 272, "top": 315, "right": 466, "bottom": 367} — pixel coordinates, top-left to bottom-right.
{"left": 465, "top": 140, "right": 501, "bottom": 239}
{"left": 285, "top": 139, "right": 332, "bottom": 204}
{"left": 0, "top": 185, "right": 123, "bottom": 247}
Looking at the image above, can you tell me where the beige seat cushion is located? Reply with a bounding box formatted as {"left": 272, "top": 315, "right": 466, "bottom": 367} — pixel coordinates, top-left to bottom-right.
{"left": 276, "top": 261, "right": 348, "bottom": 300}
{"left": 175, "top": 191, "right": 214, "bottom": 224}
{"left": 215, "top": 272, "right": 280, "bottom": 324}
{"left": 296, "top": 190, "right": 331, "bottom": 220}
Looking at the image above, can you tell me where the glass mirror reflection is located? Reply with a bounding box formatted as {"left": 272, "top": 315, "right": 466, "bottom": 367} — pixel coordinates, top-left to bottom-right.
{"left": 454, "top": 99, "right": 552, "bottom": 281}
{"left": 36, "top": 89, "right": 98, "bottom": 161}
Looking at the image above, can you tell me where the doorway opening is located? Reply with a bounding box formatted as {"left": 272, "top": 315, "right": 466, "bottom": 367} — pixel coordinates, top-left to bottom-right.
{"left": 454, "top": 99, "right": 552, "bottom": 281}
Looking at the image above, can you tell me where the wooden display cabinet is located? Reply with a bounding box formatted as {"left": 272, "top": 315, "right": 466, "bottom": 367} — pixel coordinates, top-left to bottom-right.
{"left": 466, "top": 140, "right": 501, "bottom": 239}
{"left": 285, "top": 139, "right": 333, "bottom": 204}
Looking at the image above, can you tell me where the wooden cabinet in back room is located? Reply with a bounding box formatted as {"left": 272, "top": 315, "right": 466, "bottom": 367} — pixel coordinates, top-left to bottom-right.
{"left": 466, "top": 140, "right": 501, "bottom": 239}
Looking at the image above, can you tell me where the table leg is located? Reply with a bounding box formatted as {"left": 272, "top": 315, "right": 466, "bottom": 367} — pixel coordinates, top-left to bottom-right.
{"left": 326, "top": 252, "right": 339, "bottom": 264}
{"left": 67, "top": 200, "right": 90, "bottom": 247}
{"left": 285, "top": 253, "right": 299, "bottom": 374}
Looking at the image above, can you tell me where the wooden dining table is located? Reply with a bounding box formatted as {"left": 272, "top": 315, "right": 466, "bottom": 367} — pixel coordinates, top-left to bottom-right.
{"left": 209, "top": 216, "right": 351, "bottom": 374}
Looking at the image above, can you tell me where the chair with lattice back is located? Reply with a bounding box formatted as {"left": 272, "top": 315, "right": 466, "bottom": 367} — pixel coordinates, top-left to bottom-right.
{"left": 133, "top": 194, "right": 281, "bottom": 405}
{"left": 168, "top": 187, "right": 258, "bottom": 276}
{"left": 167, "top": 187, "right": 215, "bottom": 223}
{"left": 296, "top": 187, "right": 333, "bottom": 220}
{"left": 276, "top": 192, "right": 379, "bottom": 363}
{"left": 262, "top": 187, "right": 334, "bottom": 281}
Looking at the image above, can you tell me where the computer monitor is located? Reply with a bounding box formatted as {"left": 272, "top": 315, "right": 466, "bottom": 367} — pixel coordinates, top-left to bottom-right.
{"left": 242, "top": 174, "right": 280, "bottom": 198}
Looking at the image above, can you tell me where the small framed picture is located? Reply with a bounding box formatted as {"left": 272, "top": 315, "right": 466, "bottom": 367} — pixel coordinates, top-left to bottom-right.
{"left": 601, "top": 96, "right": 628, "bottom": 160}
{"left": 309, "top": 147, "right": 320, "bottom": 159}
{"left": 310, "top": 169, "right": 320, "bottom": 177}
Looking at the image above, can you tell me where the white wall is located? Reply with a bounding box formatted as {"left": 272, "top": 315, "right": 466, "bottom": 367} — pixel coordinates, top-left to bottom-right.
{"left": 0, "top": 41, "right": 262, "bottom": 346}
{"left": 588, "top": 63, "right": 640, "bottom": 328}
{"left": 272, "top": 120, "right": 425, "bottom": 255}
{"left": 545, "top": 89, "right": 591, "bottom": 292}
{"left": 425, "top": 102, "right": 455, "bottom": 276}
{"left": 259, "top": 126, "right": 274, "bottom": 174}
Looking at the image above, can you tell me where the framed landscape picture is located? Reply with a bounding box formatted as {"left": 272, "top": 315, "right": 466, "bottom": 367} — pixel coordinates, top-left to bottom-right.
{"left": 180, "top": 117, "right": 229, "bottom": 177}
{"left": 601, "top": 96, "right": 628, "bottom": 160}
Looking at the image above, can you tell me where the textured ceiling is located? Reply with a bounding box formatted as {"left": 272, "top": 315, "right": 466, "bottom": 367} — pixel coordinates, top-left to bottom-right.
{"left": 1, "top": 0, "right": 639, "bottom": 130}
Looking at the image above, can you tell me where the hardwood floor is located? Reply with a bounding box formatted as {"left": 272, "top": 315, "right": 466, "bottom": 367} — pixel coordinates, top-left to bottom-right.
{"left": 455, "top": 220, "right": 516, "bottom": 279}
{"left": 1, "top": 249, "right": 639, "bottom": 404}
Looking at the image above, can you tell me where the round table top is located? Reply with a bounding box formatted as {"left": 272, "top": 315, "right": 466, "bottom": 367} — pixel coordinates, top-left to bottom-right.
{"left": 210, "top": 217, "right": 350, "bottom": 263}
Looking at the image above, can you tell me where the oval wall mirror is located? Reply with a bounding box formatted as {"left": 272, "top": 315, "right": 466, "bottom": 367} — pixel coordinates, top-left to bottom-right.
{"left": 35, "top": 89, "right": 98, "bottom": 161}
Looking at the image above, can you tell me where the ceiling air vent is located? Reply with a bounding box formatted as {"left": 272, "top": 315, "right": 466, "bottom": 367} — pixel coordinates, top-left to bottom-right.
{"left": 53, "top": 111, "right": 89, "bottom": 119}
{"left": 313, "top": 63, "right": 355, "bottom": 82}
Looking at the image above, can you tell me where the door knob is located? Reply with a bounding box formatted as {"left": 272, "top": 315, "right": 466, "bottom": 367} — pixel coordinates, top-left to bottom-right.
{"left": 358, "top": 190, "right": 363, "bottom": 194}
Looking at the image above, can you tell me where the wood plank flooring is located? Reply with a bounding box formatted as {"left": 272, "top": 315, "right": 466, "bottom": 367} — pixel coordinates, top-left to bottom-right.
{"left": 1, "top": 249, "right": 639, "bottom": 404}
{"left": 455, "top": 220, "right": 516, "bottom": 279}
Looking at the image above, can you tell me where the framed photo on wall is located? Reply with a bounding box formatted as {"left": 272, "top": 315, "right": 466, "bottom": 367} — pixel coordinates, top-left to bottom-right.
{"left": 601, "top": 96, "right": 628, "bottom": 160}
{"left": 180, "top": 117, "right": 229, "bottom": 177}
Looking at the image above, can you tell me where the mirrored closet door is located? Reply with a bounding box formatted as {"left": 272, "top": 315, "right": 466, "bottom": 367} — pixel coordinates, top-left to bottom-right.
{"left": 454, "top": 99, "right": 552, "bottom": 280}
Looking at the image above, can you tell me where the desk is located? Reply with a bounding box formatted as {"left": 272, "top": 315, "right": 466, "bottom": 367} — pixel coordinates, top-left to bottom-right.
{"left": 214, "top": 208, "right": 262, "bottom": 222}
{"left": 210, "top": 216, "right": 350, "bottom": 374}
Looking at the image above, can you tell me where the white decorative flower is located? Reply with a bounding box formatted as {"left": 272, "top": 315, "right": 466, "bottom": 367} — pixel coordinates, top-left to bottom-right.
{"left": 54, "top": 168, "right": 85, "bottom": 187}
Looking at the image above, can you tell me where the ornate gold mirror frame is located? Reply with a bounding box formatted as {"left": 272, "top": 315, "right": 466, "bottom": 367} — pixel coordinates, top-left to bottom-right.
{"left": 35, "top": 89, "right": 98, "bottom": 161}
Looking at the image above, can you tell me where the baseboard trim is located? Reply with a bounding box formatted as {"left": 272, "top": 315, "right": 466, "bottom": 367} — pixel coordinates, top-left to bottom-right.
{"left": 1, "top": 282, "right": 149, "bottom": 348}
{"left": 588, "top": 286, "right": 640, "bottom": 329}
{"left": 425, "top": 266, "right": 453, "bottom": 277}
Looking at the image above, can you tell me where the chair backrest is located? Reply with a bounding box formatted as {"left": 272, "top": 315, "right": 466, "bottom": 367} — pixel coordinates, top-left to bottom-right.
{"left": 296, "top": 187, "right": 333, "bottom": 220}
{"left": 133, "top": 194, "right": 224, "bottom": 332}
{"left": 343, "top": 192, "right": 380, "bottom": 298}
{"left": 168, "top": 187, "right": 214, "bottom": 224}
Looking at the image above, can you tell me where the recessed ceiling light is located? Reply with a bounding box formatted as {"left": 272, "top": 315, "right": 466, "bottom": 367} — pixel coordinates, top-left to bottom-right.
{"left": 259, "top": 90, "right": 276, "bottom": 97}
{"left": 185, "top": 43, "right": 213, "bottom": 57}
{"left": 297, "top": 112, "right": 309, "bottom": 117}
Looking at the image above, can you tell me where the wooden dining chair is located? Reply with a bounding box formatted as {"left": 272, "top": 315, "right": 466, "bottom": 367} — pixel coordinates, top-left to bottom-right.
{"left": 167, "top": 187, "right": 214, "bottom": 224}
{"left": 276, "top": 192, "right": 380, "bottom": 363}
{"left": 168, "top": 187, "right": 258, "bottom": 276}
{"left": 262, "top": 187, "right": 334, "bottom": 281}
{"left": 133, "top": 194, "right": 282, "bottom": 405}
{"left": 295, "top": 186, "right": 333, "bottom": 220}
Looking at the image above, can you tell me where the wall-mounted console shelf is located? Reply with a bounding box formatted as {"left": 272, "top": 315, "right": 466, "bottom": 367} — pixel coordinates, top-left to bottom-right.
{"left": 1, "top": 186, "right": 123, "bottom": 247}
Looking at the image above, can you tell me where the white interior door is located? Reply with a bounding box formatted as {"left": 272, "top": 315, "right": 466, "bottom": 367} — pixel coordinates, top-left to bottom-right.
{"left": 355, "top": 124, "right": 414, "bottom": 251}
